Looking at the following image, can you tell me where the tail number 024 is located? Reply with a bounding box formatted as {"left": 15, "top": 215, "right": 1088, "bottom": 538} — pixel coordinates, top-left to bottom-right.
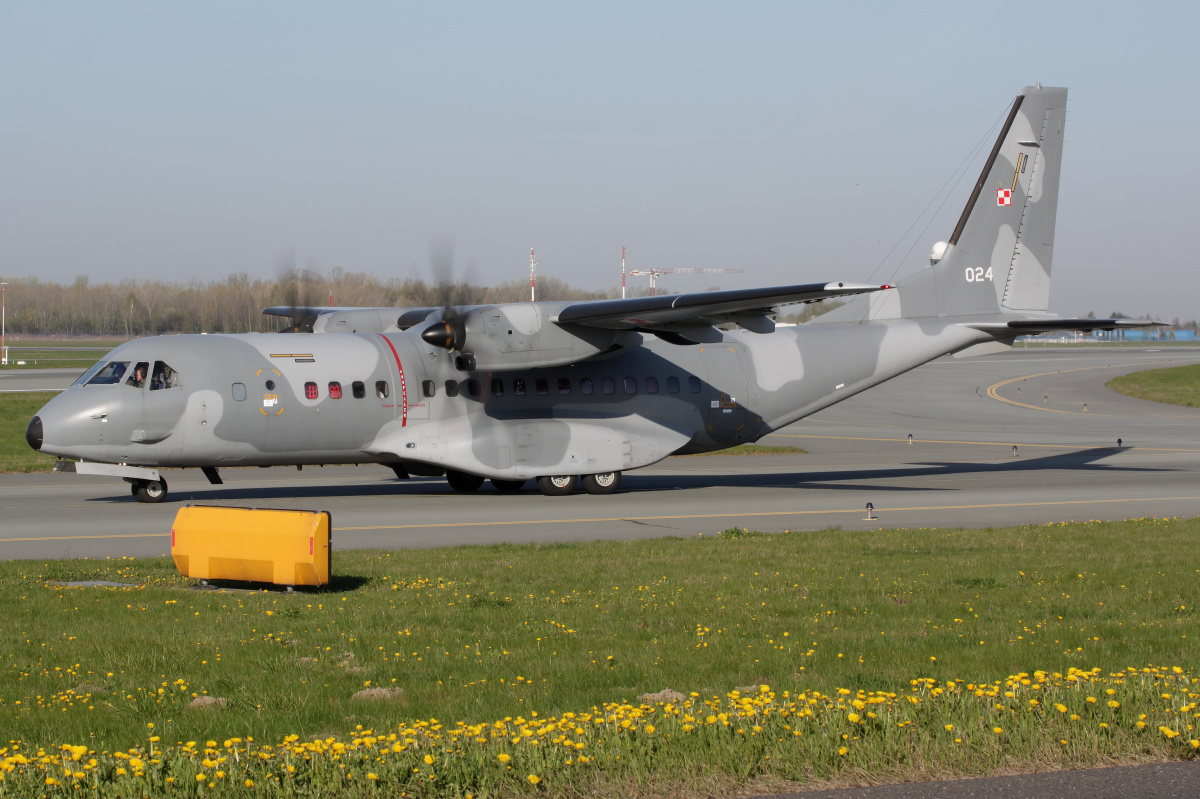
{"left": 965, "top": 267, "right": 994, "bottom": 282}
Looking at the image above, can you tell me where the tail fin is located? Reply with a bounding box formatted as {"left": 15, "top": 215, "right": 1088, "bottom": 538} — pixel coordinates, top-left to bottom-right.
{"left": 821, "top": 85, "right": 1068, "bottom": 322}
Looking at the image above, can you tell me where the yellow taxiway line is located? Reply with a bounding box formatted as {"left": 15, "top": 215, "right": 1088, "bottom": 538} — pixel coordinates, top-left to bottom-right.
{"left": 4, "top": 495, "right": 1199, "bottom": 543}
{"left": 983, "top": 360, "right": 1199, "bottom": 417}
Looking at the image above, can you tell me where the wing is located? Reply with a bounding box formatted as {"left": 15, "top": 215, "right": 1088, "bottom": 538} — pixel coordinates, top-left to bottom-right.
{"left": 554, "top": 282, "right": 890, "bottom": 337}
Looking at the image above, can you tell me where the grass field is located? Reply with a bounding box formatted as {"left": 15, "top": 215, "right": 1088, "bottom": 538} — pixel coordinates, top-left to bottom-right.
{"left": 1107, "top": 364, "right": 1200, "bottom": 408}
{"left": 2, "top": 518, "right": 1197, "bottom": 796}
{"left": 0, "top": 339, "right": 123, "bottom": 370}
{"left": 0, "top": 391, "right": 59, "bottom": 473}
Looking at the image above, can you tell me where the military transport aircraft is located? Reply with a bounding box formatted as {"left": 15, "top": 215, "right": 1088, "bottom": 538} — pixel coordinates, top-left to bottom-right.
{"left": 26, "top": 85, "right": 1155, "bottom": 502}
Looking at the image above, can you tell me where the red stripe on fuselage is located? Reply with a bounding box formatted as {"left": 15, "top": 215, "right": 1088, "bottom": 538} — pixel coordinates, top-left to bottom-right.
{"left": 378, "top": 334, "right": 408, "bottom": 427}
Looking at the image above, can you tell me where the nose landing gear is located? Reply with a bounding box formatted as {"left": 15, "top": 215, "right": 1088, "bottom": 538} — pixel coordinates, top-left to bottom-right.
{"left": 130, "top": 477, "right": 169, "bottom": 503}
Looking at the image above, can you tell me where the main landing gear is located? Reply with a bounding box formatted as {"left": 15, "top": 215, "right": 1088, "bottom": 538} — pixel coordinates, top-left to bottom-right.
{"left": 537, "top": 472, "right": 622, "bottom": 496}
{"left": 130, "top": 477, "right": 169, "bottom": 504}
{"left": 444, "top": 470, "right": 622, "bottom": 495}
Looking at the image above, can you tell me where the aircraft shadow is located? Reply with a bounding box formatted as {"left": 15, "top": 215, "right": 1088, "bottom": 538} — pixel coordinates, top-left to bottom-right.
{"left": 633, "top": 446, "right": 1164, "bottom": 494}
{"left": 83, "top": 446, "right": 1162, "bottom": 503}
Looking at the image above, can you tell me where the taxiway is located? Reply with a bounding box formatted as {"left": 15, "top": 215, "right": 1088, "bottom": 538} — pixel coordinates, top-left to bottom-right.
{"left": 2, "top": 347, "right": 1198, "bottom": 561}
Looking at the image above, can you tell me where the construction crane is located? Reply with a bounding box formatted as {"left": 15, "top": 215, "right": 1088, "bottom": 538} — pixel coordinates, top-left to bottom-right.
{"left": 626, "top": 266, "right": 744, "bottom": 296}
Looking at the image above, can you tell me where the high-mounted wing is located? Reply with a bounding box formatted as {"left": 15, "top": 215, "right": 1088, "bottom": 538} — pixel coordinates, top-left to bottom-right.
{"left": 554, "top": 282, "right": 890, "bottom": 337}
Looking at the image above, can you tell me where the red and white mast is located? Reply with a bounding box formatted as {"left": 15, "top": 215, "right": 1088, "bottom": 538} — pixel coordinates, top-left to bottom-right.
{"left": 621, "top": 245, "right": 626, "bottom": 299}
{"left": 530, "top": 246, "right": 537, "bottom": 301}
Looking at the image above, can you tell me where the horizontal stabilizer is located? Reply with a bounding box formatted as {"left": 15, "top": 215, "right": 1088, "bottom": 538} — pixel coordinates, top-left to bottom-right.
{"left": 965, "top": 318, "right": 1166, "bottom": 334}
{"left": 555, "top": 282, "right": 889, "bottom": 331}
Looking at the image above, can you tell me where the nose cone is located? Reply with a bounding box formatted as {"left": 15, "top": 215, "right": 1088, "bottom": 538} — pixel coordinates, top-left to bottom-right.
{"left": 26, "top": 416, "right": 43, "bottom": 451}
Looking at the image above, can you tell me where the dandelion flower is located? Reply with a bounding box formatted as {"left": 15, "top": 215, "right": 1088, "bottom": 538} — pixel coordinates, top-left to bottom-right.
{"left": 837, "top": 746, "right": 848, "bottom": 755}
{"left": 528, "top": 774, "right": 541, "bottom": 784}
{"left": 497, "top": 754, "right": 511, "bottom": 763}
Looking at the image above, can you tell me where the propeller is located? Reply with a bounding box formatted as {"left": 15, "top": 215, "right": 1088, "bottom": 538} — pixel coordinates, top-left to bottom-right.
{"left": 420, "top": 233, "right": 469, "bottom": 351}
{"left": 276, "top": 256, "right": 319, "bottom": 333}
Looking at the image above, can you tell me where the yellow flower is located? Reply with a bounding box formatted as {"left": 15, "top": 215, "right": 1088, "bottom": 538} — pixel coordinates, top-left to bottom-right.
{"left": 1055, "top": 704, "right": 1068, "bottom": 713}
{"left": 245, "top": 779, "right": 255, "bottom": 787}
{"left": 944, "top": 724, "right": 953, "bottom": 731}
{"left": 424, "top": 755, "right": 434, "bottom": 765}
{"left": 528, "top": 774, "right": 541, "bottom": 784}
{"left": 498, "top": 753, "right": 511, "bottom": 763}
{"left": 196, "top": 774, "right": 206, "bottom": 782}
{"left": 847, "top": 713, "right": 860, "bottom": 723}
{"left": 367, "top": 773, "right": 379, "bottom": 780}
{"left": 1108, "top": 700, "right": 1120, "bottom": 709}
{"left": 837, "top": 746, "right": 848, "bottom": 755}
{"left": 993, "top": 727, "right": 1003, "bottom": 734}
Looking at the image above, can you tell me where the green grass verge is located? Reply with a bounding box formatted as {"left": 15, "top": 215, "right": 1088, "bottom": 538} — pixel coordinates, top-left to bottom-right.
{"left": 1107, "top": 364, "right": 1200, "bottom": 408}
{"left": 678, "top": 444, "right": 806, "bottom": 457}
{"left": 0, "top": 391, "right": 59, "bottom": 473}
{"left": 2, "top": 518, "right": 1198, "bottom": 795}
{"left": 0, "top": 339, "right": 123, "bottom": 370}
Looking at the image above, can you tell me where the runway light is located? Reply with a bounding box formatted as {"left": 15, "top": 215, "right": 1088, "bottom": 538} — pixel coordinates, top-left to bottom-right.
{"left": 1083, "top": 404, "right": 1088, "bottom": 412}
{"left": 1012, "top": 445, "right": 1018, "bottom": 457}
{"left": 907, "top": 434, "right": 913, "bottom": 445}
{"left": 863, "top": 502, "right": 876, "bottom": 521}
{"left": 1117, "top": 438, "right": 1123, "bottom": 448}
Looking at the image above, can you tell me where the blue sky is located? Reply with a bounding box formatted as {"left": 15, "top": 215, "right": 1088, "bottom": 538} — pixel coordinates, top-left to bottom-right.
{"left": 2, "top": 1, "right": 1197, "bottom": 319}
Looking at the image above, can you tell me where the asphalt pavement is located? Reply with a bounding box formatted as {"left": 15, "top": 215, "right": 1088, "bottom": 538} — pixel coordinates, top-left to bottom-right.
{"left": 2, "top": 346, "right": 1199, "bottom": 560}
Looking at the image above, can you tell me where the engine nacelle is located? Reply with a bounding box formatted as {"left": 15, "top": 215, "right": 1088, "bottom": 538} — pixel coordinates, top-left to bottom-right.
{"left": 448, "top": 302, "right": 633, "bottom": 371}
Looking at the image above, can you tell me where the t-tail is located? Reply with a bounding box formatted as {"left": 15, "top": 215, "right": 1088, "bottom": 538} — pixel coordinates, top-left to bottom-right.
{"left": 820, "top": 85, "right": 1069, "bottom": 323}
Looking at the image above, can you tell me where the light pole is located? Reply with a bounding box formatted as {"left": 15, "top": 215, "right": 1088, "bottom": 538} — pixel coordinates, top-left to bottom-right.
{"left": 1, "top": 281, "right": 7, "bottom": 366}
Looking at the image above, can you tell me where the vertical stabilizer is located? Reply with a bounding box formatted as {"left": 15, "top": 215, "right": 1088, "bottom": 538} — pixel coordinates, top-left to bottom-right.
{"left": 817, "top": 85, "right": 1068, "bottom": 323}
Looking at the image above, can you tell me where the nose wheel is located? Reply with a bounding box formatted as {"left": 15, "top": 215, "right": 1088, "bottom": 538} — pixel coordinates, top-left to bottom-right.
{"left": 131, "top": 477, "right": 169, "bottom": 503}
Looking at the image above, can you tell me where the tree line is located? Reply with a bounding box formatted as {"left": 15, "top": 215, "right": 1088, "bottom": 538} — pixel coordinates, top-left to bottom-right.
{"left": 6, "top": 270, "right": 1180, "bottom": 337}
{"left": 0, "top": 270, "right": 619, "bottom": 336}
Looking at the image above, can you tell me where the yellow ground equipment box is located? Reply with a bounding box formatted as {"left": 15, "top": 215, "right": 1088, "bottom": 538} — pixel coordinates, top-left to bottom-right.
{"left": 171, "top": 506, "right": 331, "bottom": 587}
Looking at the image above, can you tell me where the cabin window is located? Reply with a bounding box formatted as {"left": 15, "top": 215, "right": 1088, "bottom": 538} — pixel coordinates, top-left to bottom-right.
{"left": 645, "top": 376, "right": 659, "bottom": 394}
{"left": 445, "top": 380, "right": 459, "bottom": 398}
{"left": 581, "top": 377, "right": 594, "bottom": 395}
{"left": 304, "top": 381, "right": 319, "bottom": 400}
{"left": 667, "top": 376, "right": 680, "bottom": 394}
{"left": 688, "top": 376, "right": 702, "bottom": 393}
{"left": 125, "top": 362, "right": 149, "bottom": 389}
{"left": 328, "top": 381, "right": 342, "bottom": 399}
{"left": 535, "top": 378, "right": 548, "bottom": 395}
{"left": 490, "top": 378, "right": 504, "bottom": 396}
{"left": 557, "top": 377, "right": 571, "bottom": 395}
{"left": 624, "top": 377, "right": 637, "bottom": 394}
{"left": 466, "top": 379, "right": 481, "bottom": 397}
{"left": 376, "top": 381, "right": 390, "bottom": 399}
{"left": 514, "top": 378, "right": 527, "bottom": 396}
{"left": 352, "top": 381, "right": 365, "bottom": 398}
{"left": 602, "top": 377, "right": 615, "bottom": 395}
{"left": 422, "top": 380, "right": 436, "bottom": 398}
{"left": 87, "top": 361, "right": 129, "bottom": 385}
{"left": 150, "top": 361, "right": 179, "bottom": 390}
{"left": 232, "top": 383, "right": 247, "bottom": 401}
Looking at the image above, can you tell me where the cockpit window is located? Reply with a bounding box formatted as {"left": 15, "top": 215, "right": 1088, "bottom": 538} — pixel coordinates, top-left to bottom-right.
{"left": 125, "top": 362, "right": 150, "bottom": 389}
{"left": 150, "top": 361, "right": 180, "bottom": 390}
{"left": 75, "top": 361, "right": 109, "bottom": 386}
{"left": 86, "top": 361, "right": 130, "bottom": 385}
